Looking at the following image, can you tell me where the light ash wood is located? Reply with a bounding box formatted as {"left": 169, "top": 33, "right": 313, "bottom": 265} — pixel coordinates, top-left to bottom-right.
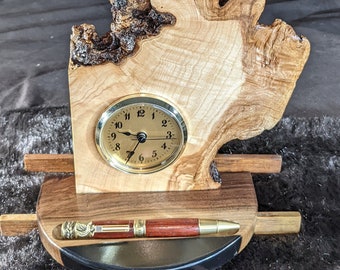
{"left": 0, "top": 214, "right": 37, "bottom": 236}
{"left": 215, "top": 154, "right": 282, "bottom": 174}
{"left": 24, "top": 153, "right": 281, "bottom": 174}
{"left": 255, "top": 212, "right": 301, "bottom": 235}
{"left": 69, "top": 0, "right": 310, "bottom": 193}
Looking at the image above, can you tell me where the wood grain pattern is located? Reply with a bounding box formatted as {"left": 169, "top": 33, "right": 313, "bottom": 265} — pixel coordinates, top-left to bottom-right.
{"left": 144, "top": 219, "right": 199, "bottom": 237}
{"left": 24, "top": 153, "right": 281, "bottom": 173}
{"left": 214, "top": 154, "right": 282, "bottom": 173}
{"left": 24, "top": 154, "right": 74, "bottom": 173}
{"left": 1, "top": 0, "right": 337, "bottom": 116}
{"left": 36, "top": 173, "right": 257, "bottom": 265}
{"left": 0, "top": 214, "right": 37, "bottom": 236}
{"left": 255, "top": 212, "right": 301, "bottom": 235}
{"left": 68, "top": 0, "right": 309, "bottom": 193}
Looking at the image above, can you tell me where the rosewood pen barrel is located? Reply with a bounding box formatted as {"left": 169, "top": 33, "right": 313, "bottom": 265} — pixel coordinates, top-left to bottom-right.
{"left": 94, "top": 219, "right": 199, "bottom": 238}
{"left": 145, "top": 218, "right": 199, "bottom": 237}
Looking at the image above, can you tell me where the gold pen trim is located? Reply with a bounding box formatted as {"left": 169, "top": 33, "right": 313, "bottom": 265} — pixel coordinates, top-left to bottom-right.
{"left": 133, "top": 219, "right": 146, "bottom": 237}
{"left": 61, "top": 221, "right": 96, "bottom": 239}
{"left": 198, "top": 219, "right": 240, "bottom": 235}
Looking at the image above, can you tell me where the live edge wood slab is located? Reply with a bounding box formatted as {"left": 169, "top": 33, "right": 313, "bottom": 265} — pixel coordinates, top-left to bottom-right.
{"left": 68, "top": 0, "right": 310, "bottom": 193}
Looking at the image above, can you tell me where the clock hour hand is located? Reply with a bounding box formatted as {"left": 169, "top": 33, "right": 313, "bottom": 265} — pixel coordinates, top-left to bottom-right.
{"left": 119, "top": 131, "right": 137, "bottom": 137}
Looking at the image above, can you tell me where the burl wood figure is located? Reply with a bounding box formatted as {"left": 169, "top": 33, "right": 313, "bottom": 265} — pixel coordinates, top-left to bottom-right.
{"left": 0, "top": 1, "right": 311, "bottom": 268}
{"left": 68, "top": 0, "right": 309, "bottom": 193}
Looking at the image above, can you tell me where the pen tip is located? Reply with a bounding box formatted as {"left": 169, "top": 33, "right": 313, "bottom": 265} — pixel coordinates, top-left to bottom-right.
{"left": 199, "top": 219, "right": 240, "bottom": 235}
{"left": 217, "top": 220, "right": 240, "bottom": 234}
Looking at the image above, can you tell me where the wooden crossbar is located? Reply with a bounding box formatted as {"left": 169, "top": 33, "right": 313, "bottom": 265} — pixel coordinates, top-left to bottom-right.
{"left": 24, "top": 154, "right": 281, "bottom": 174}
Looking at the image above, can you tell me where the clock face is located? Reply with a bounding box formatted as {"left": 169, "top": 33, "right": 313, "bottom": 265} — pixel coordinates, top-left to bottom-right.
{"left": 95, "top": 96, "right": 187, "bottom": 174}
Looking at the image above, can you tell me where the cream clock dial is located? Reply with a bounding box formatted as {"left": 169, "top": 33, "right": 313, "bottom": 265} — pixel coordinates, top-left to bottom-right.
{"left": 95, "top": 96, "right": 187, "bottom": 174}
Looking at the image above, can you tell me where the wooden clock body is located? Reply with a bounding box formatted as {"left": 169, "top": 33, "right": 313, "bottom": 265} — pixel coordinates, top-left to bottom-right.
{"left": 12, "top": 1, "right": 311, "bottom": 267}
{"left": 69, "top": 0, "right": 310, "bottom": 193}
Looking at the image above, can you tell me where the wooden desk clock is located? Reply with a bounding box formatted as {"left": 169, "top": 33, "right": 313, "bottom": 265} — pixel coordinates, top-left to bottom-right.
{"left": 0, "top": 0, "right": 310, "bottom": 269}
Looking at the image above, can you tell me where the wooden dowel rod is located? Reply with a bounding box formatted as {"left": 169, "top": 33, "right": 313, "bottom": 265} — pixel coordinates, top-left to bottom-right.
{"left": 24, "top": 154, "right": 74, "bottom": 173}
{"left": 254, "top": 212, "right": 301, "bottom": 235}
{"left": 24, "top": 154, "right": 281, "bottom": 174}
{"left": 1, "top": 212, "right": 301, "bottom": 237}
{"left": 0, "top": 214, "right": 37, "bottom": 236}
{"left": 214, "top": 154, "right": 282, "bottom": 174}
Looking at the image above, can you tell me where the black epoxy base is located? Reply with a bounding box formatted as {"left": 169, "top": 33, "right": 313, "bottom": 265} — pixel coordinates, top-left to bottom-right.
{"left": 61, "top": 236, "right": 241, "bottom": 270}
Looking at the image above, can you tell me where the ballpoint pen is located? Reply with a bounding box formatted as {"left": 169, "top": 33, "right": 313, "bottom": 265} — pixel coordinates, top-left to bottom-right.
{"left": 59, "top": 218, "right": 240, "bottom": 240}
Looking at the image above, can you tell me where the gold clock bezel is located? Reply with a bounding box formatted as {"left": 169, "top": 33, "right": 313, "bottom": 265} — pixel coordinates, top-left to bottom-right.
{"left": 95, "top": 95, "right": 188, "bottom": 174}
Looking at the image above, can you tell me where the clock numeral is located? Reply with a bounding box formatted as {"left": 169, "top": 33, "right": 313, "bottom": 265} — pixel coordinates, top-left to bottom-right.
{"left": 166, "top": 131, "right": 173, "bottom": 139}
{"left": 114, "top": 143, "right": 121, "bottom": 151}
{"left": 137, "top": 109, "right": 145, "bottom": 117}
{"left": 161, "top": 119, "right": 168, "bottom": 127}
{"left": 152, "top": 112, "right": 155, "bottom": 119}
{"left": 110, "top": 132, "right": 116, "bottom": 140}
{"left": 115, "top": 122, "right": 123, "bottom": 129}
{"left": 161, "top": 142, "right": 167, "bottom": 150}
{"left": 139, "top": 154, "right": 144, "bottom": 162}
{"left": 125, "top": 113, "right": 130, "bottom": 120}
{"left": 152, "top": 150, "right": 157, "bottom": 158}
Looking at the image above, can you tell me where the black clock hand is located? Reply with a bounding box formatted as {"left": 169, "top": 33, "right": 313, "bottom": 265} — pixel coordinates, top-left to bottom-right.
{"left": 125, "top": 141, "right": 140, "bottom": 164}
{"left": 119, "top": 131, "right": 137, "bottom": 137}
{"left": 131, "top": 136, "right": 175, "bottom": 141}
{"left": 144, "top": 137, "right": 176, "bottom": 140}
{"left": 125, "top": 132, "right": 147, "bottom": 164}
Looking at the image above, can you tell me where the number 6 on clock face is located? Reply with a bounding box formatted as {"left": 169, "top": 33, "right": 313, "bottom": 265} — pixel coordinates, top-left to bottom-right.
{"left": 95, "top": 95, "right": 188, "bottom": 174}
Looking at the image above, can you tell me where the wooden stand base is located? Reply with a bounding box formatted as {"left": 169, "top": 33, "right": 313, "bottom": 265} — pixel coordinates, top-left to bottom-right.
{"left": 0, "top": 154, "right": 301, "bottom": 269}
{"left": 38, "top": 173, "right": 256, "bottom": 268}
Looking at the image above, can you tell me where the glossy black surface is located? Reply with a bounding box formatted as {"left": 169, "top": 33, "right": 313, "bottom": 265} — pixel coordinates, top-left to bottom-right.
{"left": 61, "top": 236, "right": 241, "bottom": 269}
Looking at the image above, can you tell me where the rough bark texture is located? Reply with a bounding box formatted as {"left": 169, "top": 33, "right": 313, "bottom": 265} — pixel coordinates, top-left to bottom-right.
{"left": 70, "top": 0, "right": 175, "bottom": 65}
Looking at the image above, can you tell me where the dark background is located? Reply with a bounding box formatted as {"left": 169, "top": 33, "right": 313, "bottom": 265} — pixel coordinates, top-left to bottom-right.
{"left": 0, "top": 1, "right": 339, "bottom": 269}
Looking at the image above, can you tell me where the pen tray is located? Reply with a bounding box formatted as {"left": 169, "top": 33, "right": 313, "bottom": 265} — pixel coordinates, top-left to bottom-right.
{"left": 37, "top": 174, "right": 256, "bottom": 269}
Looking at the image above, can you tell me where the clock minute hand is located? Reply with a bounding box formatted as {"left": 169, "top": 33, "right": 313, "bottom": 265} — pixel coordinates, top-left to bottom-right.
{"left": 125, "top": 132, "right": 147, "bottom": 164}
{"left": 146, "top": 137, "right": 176, "bottom": 140}
{"left": 132, "top": 136, "right": 175, "bottom": 141}
{"left": 125, "top": 141, "right": 140, "bottom": 164}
